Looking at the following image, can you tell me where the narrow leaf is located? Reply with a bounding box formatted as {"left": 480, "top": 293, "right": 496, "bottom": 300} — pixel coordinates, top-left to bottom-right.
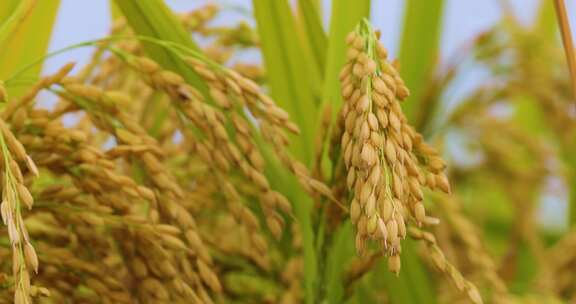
{"left": 553, "top": 0, "right": 576, "bottom": 98}
{"left": 297, "top": 0, "right": 327, "bottom": 73}
{"left": 252, "top": 2, "right": 332, "bottom": 302}
{"left": 321, "top": 0, "right": 370, "bottom": 113}
{"left": 324, "top": 223, "right": 355, "bottom": 303}
{"left": 536, "top": 0, "right": 557, "bottom": 38}
{"left": 398, "top": 0, "right": 445, "bottom": 128}
{"left": 109, "top": 0, "right": 122, "bottom": 21}
{"left": 0, "top": 0, "right": 34, "bottom": 48}
{"left": 379, "top": 241, "right": 437, "bottom": 304}
{"left": 0, "top": 0, "right": 60, "bottom": 97}
{"left": 253, "top": 0, "right": 318, "bottom": 163}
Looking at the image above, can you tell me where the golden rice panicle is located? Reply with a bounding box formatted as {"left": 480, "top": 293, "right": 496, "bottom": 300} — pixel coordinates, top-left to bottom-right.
{"left": 51, "top": 83, "right": 223, "bottom": 299}
{"left": 2, "top": 63, "right": 75, "bottom": 122}
{"left": 127, "top": 55, "right": 295, "bottom": 238}
{"left": 409, "top": 227, "right": 483, "bottom": 304}
{"left": 0, "top": 118, "right": 39, "bottom": 303}
{"left": 181, "top": 3, "right": 219, "bottom": 32}
{"left": 340, "top": 20, "right": 449, "bottom": 274}
{"left": 434, "top": 194, "right": 507, "bottom": 298}
{"left": 21, "top": 69, "right": 209, "bottom": 301}
{"left": 340, "top": 21, "right": 405, "bottom": 271}
{"left": 118, "top": 55, "right": 284, "bottom": 285}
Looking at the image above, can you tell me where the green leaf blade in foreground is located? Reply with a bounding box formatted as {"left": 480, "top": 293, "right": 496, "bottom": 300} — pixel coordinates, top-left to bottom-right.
{"left": 0, "top": 0, "right": 61, "bottom": 97}
{"left": 536, "top": 0, "right": 557, "bottom": 38}
{"left": 297, "top": 0, "right": 328, "bottom": 74}
{"left": 398, "top": 0, "right": 445, "bottom": 129}
{"left": 324, "top": 223, "right": 354, "bottom": 303}
{"left": 252, "top": 2, "right": 329, "bottom": 303}
{"left": 321, "top": 0, "right": 370, "bottom": 113}
{"left": 253, "top": 0, "right": 318, "bottom": 163}
{"left": 534, "top": 0, "right": 576, "bottom": 228}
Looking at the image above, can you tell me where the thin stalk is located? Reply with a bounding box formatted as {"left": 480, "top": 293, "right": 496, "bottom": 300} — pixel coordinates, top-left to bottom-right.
{"left": 553, "top": 0, "right": 576, "bottom": 99}
{"left": 553, "top": 0, "right": 576, "bottom": 227}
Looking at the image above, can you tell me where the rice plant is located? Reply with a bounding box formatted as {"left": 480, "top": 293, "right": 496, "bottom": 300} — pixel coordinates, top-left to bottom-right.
{"left": 0, "top": 0, "right": 575, "bottom": 303}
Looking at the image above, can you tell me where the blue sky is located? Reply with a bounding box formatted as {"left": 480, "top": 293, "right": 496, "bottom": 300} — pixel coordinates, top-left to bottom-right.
{"left": 45, "top": 0, "right": 576, "bottom": 75}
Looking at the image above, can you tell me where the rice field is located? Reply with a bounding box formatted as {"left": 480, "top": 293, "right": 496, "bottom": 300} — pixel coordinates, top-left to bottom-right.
{"left": 0, "top": 0, "right": 575, "bottom": 303}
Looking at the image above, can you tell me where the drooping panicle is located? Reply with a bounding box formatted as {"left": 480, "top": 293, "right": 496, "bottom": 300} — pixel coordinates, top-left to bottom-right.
{"left": 339, "top": 20, "right": 450, "bottom": 274}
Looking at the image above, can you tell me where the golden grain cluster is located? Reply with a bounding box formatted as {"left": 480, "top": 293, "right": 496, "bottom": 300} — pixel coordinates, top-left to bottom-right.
{"left": 0, "top": 4, "right": 338, "bottom": 302}
{"left": 339, "top": 22, "right": 449, "bottom": 269}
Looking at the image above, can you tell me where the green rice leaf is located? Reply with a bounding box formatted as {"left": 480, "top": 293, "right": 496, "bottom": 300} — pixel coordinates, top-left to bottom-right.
{"left": 324, "top": 223, "right": 355, "bottom": 303}
{"left": 315, "top": 0, "right": 370, "bottom": 180}
{"left": 379, "top": 240, "right": 437, "bottom": 304}
{"left": 321, "top": 0, "right": 370, "bottom": 114}
{"left": 297, "top": 0, "right": 327, "bottom": 73}
{"left": 398, "top": 0, "right": 445, "bottom": 128}
{"left": 534, "top": 0, "right": 576, "bottom": 227}
{"left": 109, "top": 1, "right": 122, "bottom": 21}
{"left": 0, "top": 0, "right": 60, "bottom": 97}
{"left": 536, "top": 0, "right": 556, "bottom": 37}
{"left": 253, "top": 0, "right": 318, "bottom": 163}
{"left": 0, "top": 1, "right": 33, "bottom": 49}
{"left": 250, "top": 8, "right": 322, "bottom": 302}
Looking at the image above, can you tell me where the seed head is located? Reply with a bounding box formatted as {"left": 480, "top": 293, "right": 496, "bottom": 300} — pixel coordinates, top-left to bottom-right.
{"left": 340, "top": 22, "right": 453, "bottom": 274}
